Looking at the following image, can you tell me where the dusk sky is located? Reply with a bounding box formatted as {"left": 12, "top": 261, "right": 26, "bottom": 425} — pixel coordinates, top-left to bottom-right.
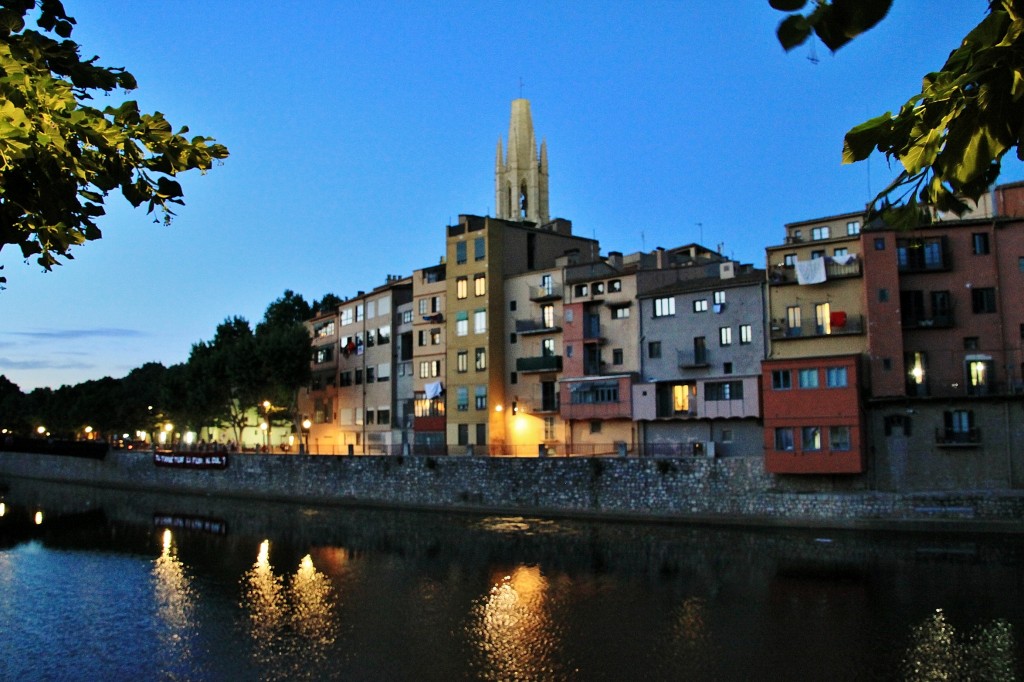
{"left": 1, "top": 2, "right": 1019, "bottom": 391}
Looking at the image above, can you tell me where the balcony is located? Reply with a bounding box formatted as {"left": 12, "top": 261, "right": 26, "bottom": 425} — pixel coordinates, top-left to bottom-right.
{"left": 677, "top": 349, "right": 710, "bottom": 369}
{"left": 769, "top": 259, "right": 862, "bottom": 285}
{"left": 897, "top": 239, "right": 951, "bottom": 273}
{"left": 935, "top": 427, "right": 981, "bottom": 447}
{"left": 902, "top": 313, "right": 954, "bottom": 330}
{"left": 516, "top": 355, "right": 563, "bottom": 373}
{"left": 770, "top": 314, "right": 865, "bottom": 340}
{"left": 516, "top": 317, "right": 561, "bottom": 335}
{"left": 529, "top": 284, "right": 562, "bottom": 302}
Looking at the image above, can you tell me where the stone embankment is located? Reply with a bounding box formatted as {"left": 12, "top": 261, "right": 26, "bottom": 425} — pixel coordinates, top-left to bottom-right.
{"left": 0, "top": 449, "right": 1021, "bottom": 533}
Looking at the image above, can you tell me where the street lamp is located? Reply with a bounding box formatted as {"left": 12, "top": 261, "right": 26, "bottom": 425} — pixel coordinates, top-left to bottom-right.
{"left": 302, "top": 417, "right": 312, "bottom": 454}
{"left": 262, "top": 400, "right": 272, "bottom": 451}
{"left": 163, "top": 422, "right": 174, "bottom": 450}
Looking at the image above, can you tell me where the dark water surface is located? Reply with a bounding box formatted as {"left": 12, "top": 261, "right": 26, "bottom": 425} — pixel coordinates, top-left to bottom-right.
{"left": 0, "top": 478, "right": 1021, "bottom": 681}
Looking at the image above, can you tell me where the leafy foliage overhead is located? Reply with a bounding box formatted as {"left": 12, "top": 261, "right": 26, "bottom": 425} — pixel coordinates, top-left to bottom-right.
{"left": 0, "top": 0, "right": 228, "bottom": 284}
{"left": 772, "top": 1, "right": 1024, "bottom": 228}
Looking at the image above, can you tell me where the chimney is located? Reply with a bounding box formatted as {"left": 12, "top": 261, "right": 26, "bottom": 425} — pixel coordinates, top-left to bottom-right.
{"left": 607, "top": 251, "right": 623, "bottom": 269}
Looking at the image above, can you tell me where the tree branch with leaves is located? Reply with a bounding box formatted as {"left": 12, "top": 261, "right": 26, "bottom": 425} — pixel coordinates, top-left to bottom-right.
{"left": 0, "top": 0, "right": 228, "bottom": 285}
{"left": 772, "top": 0, "right": 1024, "bottom": 227}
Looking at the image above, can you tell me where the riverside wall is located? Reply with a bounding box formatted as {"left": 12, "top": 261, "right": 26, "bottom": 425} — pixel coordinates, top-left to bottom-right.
{"left": 1, "top": 449, "right": 1022, "bottom": 533}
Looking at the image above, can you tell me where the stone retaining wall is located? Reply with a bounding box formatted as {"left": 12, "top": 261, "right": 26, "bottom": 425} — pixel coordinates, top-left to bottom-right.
{"left": 1, "top": 449, "right": 1022, "bottom": 532}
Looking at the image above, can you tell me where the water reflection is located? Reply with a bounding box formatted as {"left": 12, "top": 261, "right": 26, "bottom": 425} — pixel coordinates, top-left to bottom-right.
{"left": 470, "top": 565, "right": 561, "bottom": 680}
{"left": 240, "top": 540, "right": 338, "bottom": 681}
{"left": 902, "top": 608, "right": 1017, "bottom": 681}
{"left": 151, "top": 528, "right": 197, "bottom": 678}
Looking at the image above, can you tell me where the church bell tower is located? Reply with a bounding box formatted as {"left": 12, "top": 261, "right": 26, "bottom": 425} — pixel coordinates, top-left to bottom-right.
{"left": 495, "top": 99, "right": 549, "bottom": 225}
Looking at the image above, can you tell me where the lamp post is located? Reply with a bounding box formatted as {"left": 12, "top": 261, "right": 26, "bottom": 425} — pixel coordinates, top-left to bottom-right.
{"left": 262, "top": 400, "right": 272, "bottom": 451}
{"left": 302, "top": 417, "right": 312, "bottom": 455}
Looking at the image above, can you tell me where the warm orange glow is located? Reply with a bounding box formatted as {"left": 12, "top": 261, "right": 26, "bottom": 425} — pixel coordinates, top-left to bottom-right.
{"left": 34, "top": 511, "right": 43, "bottom": 525}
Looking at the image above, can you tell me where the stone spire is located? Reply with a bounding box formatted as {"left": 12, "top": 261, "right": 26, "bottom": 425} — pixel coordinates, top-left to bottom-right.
{"left": 495, "top": 99, "right": 549, "bottom": 225}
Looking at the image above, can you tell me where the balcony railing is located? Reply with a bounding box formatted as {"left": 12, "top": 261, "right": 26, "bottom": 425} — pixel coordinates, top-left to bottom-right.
{"left": 902, "top": 313, "right": 954, "bottom": 329}
{"left": 770, "top": 314, "right": 864, "bottom": 340}
{"left": 529, "top": 284, "right": 563, "bottom": 302}
{"left": 769, "top": 259, "right": 862, "bottom": 284}
{"left": 677, "top": 349, "right": 710, "bottom": 368}
{"left": 516, "top": 355, "right": 563, "bottom": 373}
{"left": 935, "top": 427, "right": 981, "bottom": 447}
{"left": 515, "top": 317, "right": 561, "bottom": 335}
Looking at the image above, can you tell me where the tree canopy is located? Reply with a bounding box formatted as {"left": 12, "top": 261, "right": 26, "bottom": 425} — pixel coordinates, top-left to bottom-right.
{"left": 0, "top": 0, "right": 228, "bottom": 285}
{"left": 771, "top": 0, "right": 1024, "bottom": 226}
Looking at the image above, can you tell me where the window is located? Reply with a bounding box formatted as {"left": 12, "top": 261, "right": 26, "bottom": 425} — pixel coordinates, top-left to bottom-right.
{"left": 740, "top": 324, "right": 752, "bottom": 344}
{"left": 474, "top": 273, "right": 486, "bottom": 296}
{"left": 339, "top": 371, "right": 352, "bottom": 387}
{"left": 473, "top": 309, "right": 486, "bottom": 334}
{"left": 574, "top": 284, "right": 588, "bottom": 296}
{"left": 402, "top": 310, "right": 413, "bottom": 324}
{"left": 693, "top": 299, "right": 708, "bottom": 313}
{"left": 874, "top": 238, "right": 886, "bottom": 250}
{"left": 476, "top": 423, "right": 487, "bottom": 445}
{"left": 648, "top": 341, "right": 662, "bottom": 359}
{"left": 786, "top": 306, "right": 802, "bottom": 336}
{"left": 544, "top": 417, "right": 556, "bottom": 441}
{"left": 365, "top": 366, "right": 375, "bottom": 383}
{"left": 964, "top": 336, "right": 979, "bottom": 350}
{"left": 593, "top": 282, "right": 605, "bottom": 294}
{"left": 784, "top": 253, "right": 797, "bottom": 267}
{"left": 475, "top": 385, "right": 487, "bottom": 410}
{"left": 879, "top": 288, "right": 889, "bottom": 302}
{"left": 815, "top": 303, "right": 831, "bottom": 335}
{"left": 943, "top": 409, "right": 976, "bottom": 443}
{"left": 510, "top": 371, "right": 517, "bottom": 384}
{"left": 313, "top": 346, "right": 333, "bottom": 364}
{"left": 967, "top": 359, "right": 992, "bottom": 396}
{"left": 366, "top": 300, "right": 375, "bottom": 319}
{"left": 377, "top": 325, "right": 391, "bottom": 344}
{"left": 456, "top": 387, "right": 469, "bottom": 411}
{"left": 833, "top": 247, "right": 848, "bottom": 257}
{"left": 713, "top": 290, "right": 726, "bottom": 305}
{"left": 811, "top": 226, "right": 830, "bottom": 240}
{"left": 811, "top": 249, "right": 826, "bottom": 260}
{"left": 723, "top": 362, "right": 733, "bottom": 374}
{"left": 775, "top": 428, "right": 795, "bottom": 451}
{"left": 719, "top": 326, "right": 732, "bottom": 346}
{"left": 355, "top": 304, "right": 364, "bottom": 322}
{"left": 419, "top": 361, "right": 430, "bottom": 379}
{"left": 704, "top": 381, "right": 743, "bottom": 400}
{"left": 377, "top": 363, "right": 390, "bottom": 381}
{"left": 418, "top": 299, "right": 428, "bottom": 315}
{"left": 457, "top": 423, "right": 469, "bottom": 446}
{"left": 721, "top": 429, "right": 733, "bottom": 443}
{"left": 612, "top": 348, "right": 623, "bottom": 365}
{"left": 475, "top": 347, "right": 486, "bottom": 371}
{"left": 539, "top": 274, "right": 553, "bottom": 295}
{"left": 456, "top": 311, "right": 468, "bottom": 336}
{"left": 365, "top": 409, "right": 375, "bottom": 425}
{"left": 972, "top": 232, "right": 990, "bottom": 255}
{"left": 378, "top": 408, "right": 390, "bottom": 425}
{"left": 771, "top": 370, "right": 791, "bottom": 390}
{"left": 456, "top": 241, "right": 467, "bottom": 264}
{"left": 672, "top": 384, "right": 694, "bottom": 413}
{"left": 474, "top": 237, "right": 485, "bottom": 260}
{"left": 802, "top": 426, "right": 822, "bottom": 450}
{"left": 798, "top": 368, "right": 819, "bottom": 388}
{"left": 510, "top": 332, "right": 517, "bottom": 344}
{"left": 830, "top": 426, "right": 851, "bottom": 451}
{"left": 846, "top": 221, "right": 861, "bottom": 235}
{"left": 542, "top": 338, "right": 556, "bottom": 357}
{"left": 609, "top": 279, "right": 622, "bottom": 292}
{"left": 611, "top": 305, "right": 630, "bottom": 319}
{"left": 314, "top": 321, "right": 335, "bottom": 338}
{"left": 590, "top": 420, "right": 602, "bottom": 434}
{"left": 355, "top": 368, "right": 363, "bottom": 385}
{"left": 1019, "top": 257, "right": 1024, "bottom": 272}
{"left": 365, "top": 329, "right": 375, "bottom": 348}
{"left": 509, "top": 300, "right": 517, "bottom": 311}
{"left": 341, "top": 308, "right": 354, "bottom": 326}
{"left": 826, "top": 366, "right": 848, "bottom": 387}
{"left": 569, "top": 381, "right": 620, "bottom": 404}
{"left": 430, "top": 328, "right": 441, "bottom": 345}
{"left": 456, "top": 350, "right": 468, "bottom": 373}
{"left": 456, "top": 277, "right": 468, "bottom": 299}
{"left": 654, "top": 297, "right": 676, "bottom": 317}
{"left": 972, "top": 287, "right": 997, "bottom": 313}
{"left": 542, "top": 304, "right": 555, "bottom": 328}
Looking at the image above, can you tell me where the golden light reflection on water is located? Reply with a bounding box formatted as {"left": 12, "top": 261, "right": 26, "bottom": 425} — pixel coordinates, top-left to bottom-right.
{"left": 470, "top": 565, "right": 559, "bottom": 681}
{"left": 901, "top": 608, "right": 1016, "bottom": 681}
{"left": 151, "top": 529, "right": 196, "bottom": 671}
{"left": 240, "top": 540, "right": 339, "bottom": 680}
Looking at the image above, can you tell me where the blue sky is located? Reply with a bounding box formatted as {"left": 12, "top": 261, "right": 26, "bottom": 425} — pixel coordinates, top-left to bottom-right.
{"left": 0, "top": 2, "right": 1016, "bottom": 391}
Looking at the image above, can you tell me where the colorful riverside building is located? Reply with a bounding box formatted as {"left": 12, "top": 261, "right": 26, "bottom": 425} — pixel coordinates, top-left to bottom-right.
{"left": 762, "top": 184, "right": 1024, "bottom": 489}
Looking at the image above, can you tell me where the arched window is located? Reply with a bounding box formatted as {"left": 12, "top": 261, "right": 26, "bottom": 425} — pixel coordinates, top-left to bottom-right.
{"left": 506, "top": 182, "right": 513, "bottom": 217}
{"left": 519, "top": 180, "right": 528, "bottom": 218}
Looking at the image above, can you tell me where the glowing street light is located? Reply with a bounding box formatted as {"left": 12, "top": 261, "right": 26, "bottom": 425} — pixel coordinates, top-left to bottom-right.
{"left": 302, "top": 417, "right": 312, "bottom": 454}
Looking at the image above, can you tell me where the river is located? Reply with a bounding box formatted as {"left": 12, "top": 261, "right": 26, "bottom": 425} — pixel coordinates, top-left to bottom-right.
{"left": 0, "top": 477, "right": 1021, "bottom": 681}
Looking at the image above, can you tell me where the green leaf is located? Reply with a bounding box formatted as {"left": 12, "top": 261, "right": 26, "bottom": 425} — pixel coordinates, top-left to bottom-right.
{"left": 769, "top": 0, "right": 807, "bottom": 10}
{"left": 777, "top": 15, "right": 811, "bottom": 51}
{"left": 842, "top": 112, "right": 893, "bottom": 163}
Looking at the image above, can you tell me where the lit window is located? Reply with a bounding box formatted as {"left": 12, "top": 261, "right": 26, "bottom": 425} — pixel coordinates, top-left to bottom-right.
{"left": 802, "top": 426, "right": 822, "bottom": 450}
{"left": 740, "top": 324, "right": 752, "bottom": 344}
{"left": 693, "top": 299, "right": 708, "bottom": 313}
{"left": 456, "top": 350, "right": 468, "bottom": 373}
{"left": 475, "top": 385, "right": 487, "bottom": 410}
{"left": 474, "top": 273, "right": 486, "bottom": 296}
{"left": 475, "top": 347, "right": 486, "bottom": 371}
{"left": 473, "top": 309, "right": 486, "bottom": 334}
{"left": 719, "top": 327, "right": 732, "bottom": 346}
{"left": 654, "top": 297, "right": 676, "bottom": 317}
{"left": 456, "top": 277, "right": 468, "bottom": 299}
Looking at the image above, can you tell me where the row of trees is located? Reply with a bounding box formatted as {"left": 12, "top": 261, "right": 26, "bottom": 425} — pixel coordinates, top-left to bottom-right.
{"left": 0, "top": 290, "right": 342, "bottom": 445}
